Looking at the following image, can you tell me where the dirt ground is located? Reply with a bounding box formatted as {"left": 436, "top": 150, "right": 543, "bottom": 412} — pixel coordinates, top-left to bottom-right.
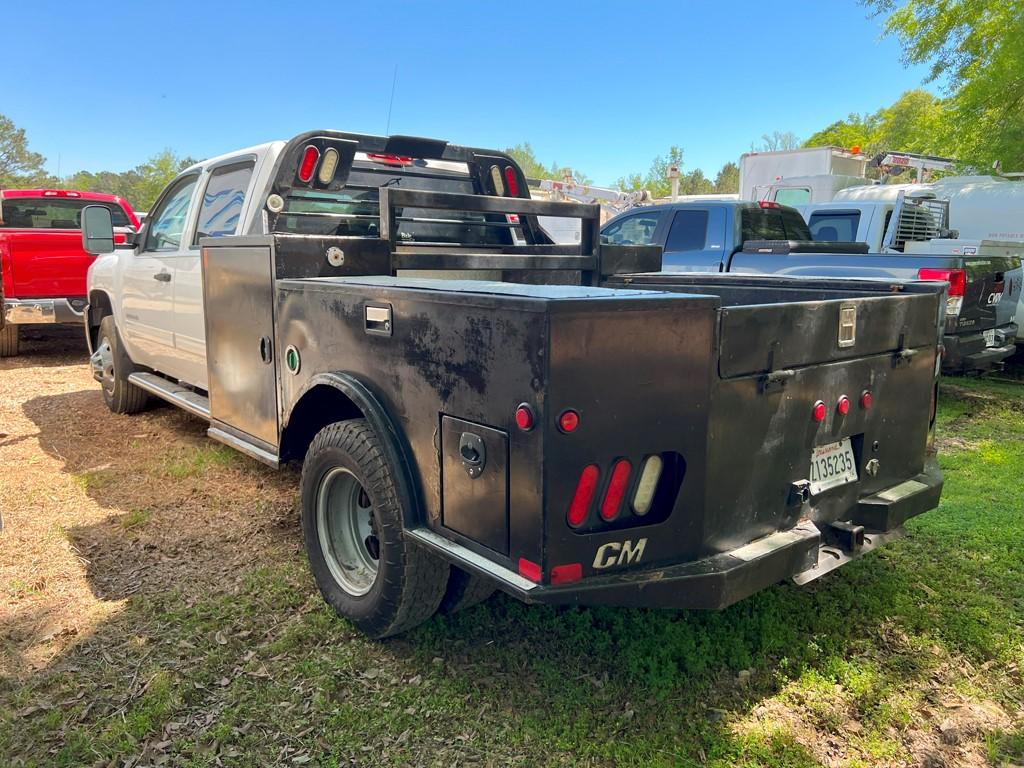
{"left": 0, "top": 326, "right": 299, "bottom": 677}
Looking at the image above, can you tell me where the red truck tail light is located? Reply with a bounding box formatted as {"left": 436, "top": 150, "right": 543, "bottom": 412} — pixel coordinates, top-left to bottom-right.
{"left": 812, "top": 400, "right": 827, "bottom": 422}
{"left": 918, "top": 267, "right": 966, "bottom": 317}
{"left": 567, "top": 465, "right": 600, "bottom": 527}
{"left": 837, "top": 395, "right": 850, "bottom": 416}
{"left": 558, "top": 409, "right": 579, "bottom": 433}
{"left": 504, "top": 166, "right": 520, "bottom": 197}
{"left": 758, "top": 200, "right": 781, "bottom": 209}
{"left": 366, "top": 153, "right": 413, "bottom": 167}
{"left": 518, "top": 558, "right": 542, "bottom": 583}
{"left": 860, "top": 390, "right": 873, "bottom": 410}
{"left": 514, "top": 403, "right": 535, "bottom": 431}
{"left": 297, "top": 145, "right": 320, "bottom": 183}
{"left": 600, "top": 459, "right": 632, "bottom": 521}
{"left": 550, "top": 563, "right": 583, "bottom": 585}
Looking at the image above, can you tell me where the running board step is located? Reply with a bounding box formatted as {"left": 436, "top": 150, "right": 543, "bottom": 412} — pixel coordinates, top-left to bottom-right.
{"left": 128, "top": 372, "right": 211, "bottom": 420}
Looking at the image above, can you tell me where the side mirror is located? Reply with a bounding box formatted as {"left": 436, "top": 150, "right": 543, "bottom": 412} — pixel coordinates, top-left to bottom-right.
{"left": 81, "top": 205, "right": 115, "bottom": 255}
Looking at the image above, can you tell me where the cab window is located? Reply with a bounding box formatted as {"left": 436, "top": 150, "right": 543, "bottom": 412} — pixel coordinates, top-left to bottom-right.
{"left": 601, "top": 211, "right": 663, "bottom": 246}
{"left": 664, "top": 209, "right": 709, "bottom": 252}
{"left": 145, "top": 175, "right": 199, "bottom": 252}
{"left": 194, "top": 162, "right": 254, "bottom": 244}
{"left": 774, "top": 187, "right": 811, "bottom": 206}
{"left": 808, "top": 211, "right": 861, "bottom": 241}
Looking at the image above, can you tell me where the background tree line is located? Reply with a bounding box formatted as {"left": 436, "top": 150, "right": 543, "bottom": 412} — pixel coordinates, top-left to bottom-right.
{"left": 2, "top": 0, "right": 1019, "bottom": 207}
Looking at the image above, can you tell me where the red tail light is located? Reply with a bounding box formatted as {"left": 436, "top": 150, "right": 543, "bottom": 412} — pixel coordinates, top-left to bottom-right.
{"left": 297, "top": 145, "right": 320, "bottom": 182}
{"left": 758, "top": 200, "right": 781, "bottom": 209}
{"left": 600, "top": 459, "right": 632, "bottom": 521}
{"left": 504, "top": 166, "right": 520, "bottom": 196}
{"left": 918, "top": 267, "right": 966, "bottom": 296}
{"left": 860, "top": 390, "right": 873, "bottom": 409}
{"left": 567, "top": 465, "right": 600, "bottom": 527}
{"left": 366, "top": 153, "right": 413, "bottom": 166}
{"left": 837, "top": 395, "right": 850, "bottom": 415}
{"left": 919, "top": 267, "right": 966, "bottom": 317}
{"left": 514, "top": 403, "right": 535, "bottom": 431}
{"left": 558, "top": 410, "right": 579, "bottom": 433}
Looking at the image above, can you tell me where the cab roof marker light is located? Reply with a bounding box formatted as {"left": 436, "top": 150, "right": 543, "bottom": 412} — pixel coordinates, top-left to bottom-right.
{"left": 632, "top": 454, "right": 663, "bottom": 516}
{"left": 317, "top": 147, "right": 340, "bottom": 185}
{"left": 490, "top": 165, "right": 505, "bottom": 196}
{"left": 297, "top": 145, "right": 320, "bottom": 183}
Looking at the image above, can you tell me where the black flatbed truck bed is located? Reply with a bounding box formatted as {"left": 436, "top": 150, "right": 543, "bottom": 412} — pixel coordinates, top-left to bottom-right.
{"left": 83, "top": 130, "right": 946, "bottom": 637}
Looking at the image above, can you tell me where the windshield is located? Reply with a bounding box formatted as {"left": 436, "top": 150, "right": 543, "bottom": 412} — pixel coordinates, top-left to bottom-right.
{"left": 1, "top": 198, "right": 133, "bottom": 229}
{"left": 275, "top": 158, "right": 514, "bottom": 246}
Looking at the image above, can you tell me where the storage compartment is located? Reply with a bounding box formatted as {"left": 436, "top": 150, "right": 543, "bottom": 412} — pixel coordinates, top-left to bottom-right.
{"left": 441, "top": 416, "right": 509, "bottom": 554}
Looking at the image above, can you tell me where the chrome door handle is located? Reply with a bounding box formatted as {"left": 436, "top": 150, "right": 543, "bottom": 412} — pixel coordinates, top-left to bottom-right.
{"left": 154, "top": 271, "right": 172, "bottom": 282}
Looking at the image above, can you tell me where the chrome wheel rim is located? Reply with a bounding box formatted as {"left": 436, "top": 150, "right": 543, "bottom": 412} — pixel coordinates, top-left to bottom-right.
{"left": 316, "top": 467, "right": 379, "bottom": 596}
{"left": 94, "top": 336, "right": 115, "bottom": 394}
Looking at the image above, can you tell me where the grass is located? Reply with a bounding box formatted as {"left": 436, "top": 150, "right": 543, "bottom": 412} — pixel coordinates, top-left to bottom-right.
{"left": 1, "top": 378, "right": 1022, "bottom": 766}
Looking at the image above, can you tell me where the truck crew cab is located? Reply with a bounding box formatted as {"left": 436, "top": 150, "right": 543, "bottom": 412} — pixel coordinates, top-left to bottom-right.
{"left": 83, "top": 130, "right": 946, "bottom": 638}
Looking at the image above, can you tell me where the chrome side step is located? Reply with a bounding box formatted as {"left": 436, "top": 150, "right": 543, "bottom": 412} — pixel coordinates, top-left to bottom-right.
{"left": 128, "top": 372, "right": 211, "bottom": 420}
{"left": 405, "top": 527, "right": 539, "bottom": 595}
{"left": 208, "top": 426, "right": 279, "bottom": 469}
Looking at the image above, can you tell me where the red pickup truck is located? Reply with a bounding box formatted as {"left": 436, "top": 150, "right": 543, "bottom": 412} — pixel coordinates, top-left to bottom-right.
{"left": 0, "top": 189, "right": 139, "bottom": 356}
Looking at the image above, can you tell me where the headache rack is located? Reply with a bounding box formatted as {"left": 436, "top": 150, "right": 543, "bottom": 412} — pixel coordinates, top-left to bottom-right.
{"left": 882, "top": 191, "right": 953, "bottom": 252}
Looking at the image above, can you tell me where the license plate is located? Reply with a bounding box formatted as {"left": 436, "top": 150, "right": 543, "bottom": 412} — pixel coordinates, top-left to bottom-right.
{"left": 808, "top": 439, "right": 858, "bottom": 495}
{"left": 984, "top": 329, "right": 996, "bottom": 347}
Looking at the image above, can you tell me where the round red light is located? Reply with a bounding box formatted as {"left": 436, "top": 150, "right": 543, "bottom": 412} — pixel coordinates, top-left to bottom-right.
{"left": 558, "top": 409, "right": 579, "bottom": 433}
{"left": 860, "top": 391, "right": 873, "bottom": 410}
{"left": 837, "top": 395, "right": 851, "bottom": 416}
{"left": 812, "top": 401, "right": 827, "bottom": 422}
{"left": 515, "top": 404, "right": 534, "bottom": 431}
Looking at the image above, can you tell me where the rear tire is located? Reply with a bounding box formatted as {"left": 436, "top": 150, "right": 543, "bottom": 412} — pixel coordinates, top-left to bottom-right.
{"left": 95, "top": 316, "right": 148, "bottom": 414}
{"left": 0, "top": 324, "right": 19, "bottom": 357}
{"left": 438, "top": 567, "right": 496, "bottom": 614}
{"left": 301, "top": 419, "right": 448, "bottom": 638}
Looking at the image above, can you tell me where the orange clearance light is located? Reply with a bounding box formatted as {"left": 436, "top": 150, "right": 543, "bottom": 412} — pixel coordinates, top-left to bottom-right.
{"left": 515, "top": 403, "right": 535, "bottom": 431}
{"left": 558, "top": 409, "right": 580, "bottom": 433}
{"left": 812, "top": 400, "right": 827, "bottom": 422}
{"left": 297, "top": 145, "right": 320, "bottom": 182}
{"left": 837, "top": 395, "right": 851, "bottom": 416}
{"left": 600, "top": 459, "right": 632, "bottom": 521}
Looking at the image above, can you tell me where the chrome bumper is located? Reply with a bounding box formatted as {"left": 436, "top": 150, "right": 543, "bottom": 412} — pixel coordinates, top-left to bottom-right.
{"left": 4, "top": 298, "right": 87, "bottom": 325}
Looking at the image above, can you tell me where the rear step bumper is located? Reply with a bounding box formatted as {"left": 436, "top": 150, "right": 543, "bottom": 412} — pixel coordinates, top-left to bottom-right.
{"left": 4, "top": 297, "right": 87, "bottom": 325}
{"left": 943, "top": 324, "right": 1017, "bottom": 373}
{"left": 409, "top": 458, "right": 943, "bottom": 611}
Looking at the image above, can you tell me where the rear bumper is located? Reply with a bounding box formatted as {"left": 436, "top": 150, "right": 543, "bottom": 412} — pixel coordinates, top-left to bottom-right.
{"left": 943, "top": 323, "right": 1017, "bottom": 372}
{"left": 4, "top": 297, "right": 88, "bottom": 325}
{"left": 410, "top": 458, "right": 944, "bottom": 611}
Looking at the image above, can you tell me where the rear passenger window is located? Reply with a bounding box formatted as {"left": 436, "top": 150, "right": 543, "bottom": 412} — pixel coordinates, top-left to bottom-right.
{"left": 808, "top": 212, "right": 861, "bottom": 242}
{"left": 194, "top": 162, "right": 255, "bottom": 243}
{"left": 601, "top": 212, "right": 663, "bottom": 246}
{"left": 665, "top": 210, "right": 709, "bottom": 252}
{"left": 774, "top": 188, "right": 811, "bottom": 206}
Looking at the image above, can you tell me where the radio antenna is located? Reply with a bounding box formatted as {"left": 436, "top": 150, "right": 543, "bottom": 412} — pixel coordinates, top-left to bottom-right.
{"left": 385, "top": 66, "right": 398, "bottom": 135}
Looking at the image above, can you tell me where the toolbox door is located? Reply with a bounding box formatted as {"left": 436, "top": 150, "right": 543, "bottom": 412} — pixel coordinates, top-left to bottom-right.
{"left": 202, "top": 244, "right": 279, "bottom": 447}
{"left": 440, "top": 416, "right": 509, "bottom": 555}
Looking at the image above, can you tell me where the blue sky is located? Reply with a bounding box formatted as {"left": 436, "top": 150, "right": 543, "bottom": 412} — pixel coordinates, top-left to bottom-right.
{"left": 4, "top": 1, "right": 933, "bottom": 187}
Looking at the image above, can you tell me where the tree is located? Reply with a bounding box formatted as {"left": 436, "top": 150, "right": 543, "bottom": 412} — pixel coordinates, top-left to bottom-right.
{"left": 0, "top": 114, "right": 48, "bottom": 187}
{"left": 713, "top": 162, "right": 739, "bottom": 194}
{"left": 752, "top": 130, "right": 801, "bottom": 152}
{"left": 64, "top": 150, "right": 197, "bottom": 210}
{"left": 865, "top": 0, "right": 1024, "bottom": 170}
{"left": 503, "top": 143, "right": 592, "bottom": 185}
{"left": 617, "top": 146, "right": 685, "bottom": 198}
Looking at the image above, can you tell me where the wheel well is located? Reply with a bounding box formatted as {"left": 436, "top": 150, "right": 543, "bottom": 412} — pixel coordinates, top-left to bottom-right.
{"left": 86, "top": 290, "right": 113, "bottom": 350}
{"left": 280, "top": 384, "right": 363, "bottom": 463}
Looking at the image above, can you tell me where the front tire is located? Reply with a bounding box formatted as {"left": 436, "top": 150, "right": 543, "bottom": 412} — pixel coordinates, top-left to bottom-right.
{"left": 0, "top": 324, "right": 19, "bottom": 357}
{"left": 95, "top": 316, "right": 148, "bottom": 414}
{"left": 301, "top": 419, "right": 448, "bottom": 638}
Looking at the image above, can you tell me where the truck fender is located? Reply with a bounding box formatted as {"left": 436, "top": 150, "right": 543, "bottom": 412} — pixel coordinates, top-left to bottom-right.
{"left": 282, "top": 372, "right": 424, "bottom": 530}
